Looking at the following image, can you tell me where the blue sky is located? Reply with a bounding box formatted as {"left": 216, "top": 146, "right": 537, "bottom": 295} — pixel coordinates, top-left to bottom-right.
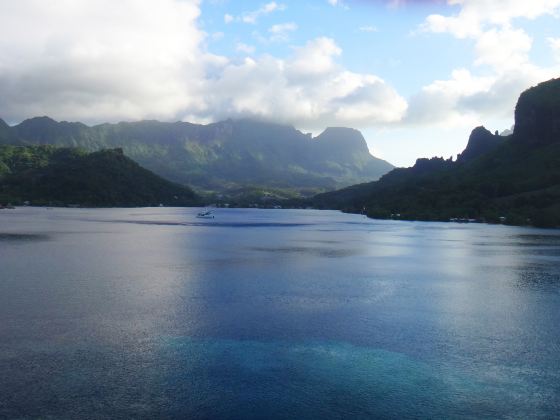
{"left": 0, "top": 0, "right": 559, "bottom": 166}
{"left": 201, "top": 1, "right": 465, "bottom": 95}
{"left": 195, "top": 0, "right": 560, "bottom": 164}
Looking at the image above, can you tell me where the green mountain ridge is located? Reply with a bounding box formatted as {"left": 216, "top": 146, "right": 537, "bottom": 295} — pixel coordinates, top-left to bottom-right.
{"left": 312, "top": 77, "right": 560, "bottom": 227}
{"left": 0, "top": 146, "right": 198, "bottom": 207}
{"left": 0, "top": 118, "right": 393, "bottom": 196}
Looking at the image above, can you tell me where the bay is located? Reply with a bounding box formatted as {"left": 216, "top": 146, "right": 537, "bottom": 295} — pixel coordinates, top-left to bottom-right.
{"left": 1, "top": 208, "right": 559, "bottom": 419}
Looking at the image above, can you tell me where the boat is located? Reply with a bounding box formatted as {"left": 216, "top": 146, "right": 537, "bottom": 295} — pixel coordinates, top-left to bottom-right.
{"left": 197, "top": 210, "right": 214, "bottom": 219}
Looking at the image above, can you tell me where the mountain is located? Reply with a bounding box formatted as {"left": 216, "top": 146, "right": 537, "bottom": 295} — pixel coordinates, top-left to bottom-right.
{"left": 456, "top": 126, "right": 506, "bottom": 163}
{"left": 312, "top": 77, "right": 560, "bottom": 227}
{"left": 0, "top": 146, "right": 198, "bottom": 207}
{"left": 0, "top": 118, "right": 9, "bottom": 140}
{"left": 514, "top": 77, "right": 560, "bottom": 145}
{"left": 0, "top": 118, "right": 393, "bottom": 196}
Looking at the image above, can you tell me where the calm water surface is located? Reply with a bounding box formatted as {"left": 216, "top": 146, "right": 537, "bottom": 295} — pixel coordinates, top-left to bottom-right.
{"left": 1, "top": 207, "right": 559, "bottom": 419}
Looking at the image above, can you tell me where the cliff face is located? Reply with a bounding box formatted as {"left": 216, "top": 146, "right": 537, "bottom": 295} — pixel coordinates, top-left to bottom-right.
{"left": 514, "top": 77, "right": 560, "bottom": 145}
{"left": 314, "top": 127, "right": 371, "bottom": 157}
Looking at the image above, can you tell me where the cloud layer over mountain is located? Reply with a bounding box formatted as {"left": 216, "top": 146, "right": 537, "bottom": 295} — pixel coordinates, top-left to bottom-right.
{"left": 0, "top": 0, "right": 406, "bottom": 129}
{"left": 0, "top": 0, "right": 558, "bottom": 136}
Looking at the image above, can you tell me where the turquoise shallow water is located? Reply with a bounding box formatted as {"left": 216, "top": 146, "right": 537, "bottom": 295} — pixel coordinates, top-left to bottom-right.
{"left": 1, "top": 208, "right": 559, "bottom": 418}
{"left": 155, "top": 338, "right": 496, "bottom": 419}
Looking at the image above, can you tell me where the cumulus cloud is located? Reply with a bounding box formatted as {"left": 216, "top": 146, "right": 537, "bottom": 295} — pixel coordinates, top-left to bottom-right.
{"left": 474, "top": 27, "right": 532, "bottom": 71}
{"left": 240, "top": 2, "right": 286, "bottom": 24}
{"left": 408, "top": 0, "right": 560, "bottom": 126}
{"left": 221, "top": 2, "right": 286, "bottom": 25}
{"left": 0, "top": 0, "right": 206, "bottom": 123}
{"left": 0, "top": 2, "right": 406, "bottom": 130}
{"left": 405, "top": 67, "right": 555, "bottom": 126}
{"left": 198, "top": 38, "right": 407, "bottom": 129}
{"left": 456, "top": 67, "right": 554, "bottom": 114}
{"left": 268, "top": 22, "right": 297, "bottom": 42}
{"left": 422, "top": 0, "right": 560, "bottom": 38}
{"left": 287, "top": 37, "right": 342, "bottom": 79}
{"left": 1, "top": 0, "right": 556, "bottom": 135}
{"left": 405, "top": 69, "right": 491, "bottom": 125}
{"left": 236, "top": 43, "right": 256, "bottom": 54}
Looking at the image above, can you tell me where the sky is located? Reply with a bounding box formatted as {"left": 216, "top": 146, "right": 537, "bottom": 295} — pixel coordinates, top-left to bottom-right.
{"left": 0, "top": 0, "right": 559, "bottom": 167}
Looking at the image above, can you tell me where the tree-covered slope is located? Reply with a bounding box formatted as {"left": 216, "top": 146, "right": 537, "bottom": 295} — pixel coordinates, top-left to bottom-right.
{"left": 312, "top": 78, "right": 560, "bottom": 227}
{"left": 0, "top": 146, "right": 198, "bottom": 207}
{"left": 0, "top": 118, "right": 393, "bottom": 195}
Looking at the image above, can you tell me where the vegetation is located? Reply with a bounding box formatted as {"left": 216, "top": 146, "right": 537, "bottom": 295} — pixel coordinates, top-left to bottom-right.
{"left": 0, "top": 146, "right": 199, "bottom": 207}
{"left": 2, "top": 78, "right": 558, "bottom": 221}
{"left": 0, "top": 118, "right": 393, "bottom": 197}
{"left": 312, "top": 78, "right": 560, "bottom": 228}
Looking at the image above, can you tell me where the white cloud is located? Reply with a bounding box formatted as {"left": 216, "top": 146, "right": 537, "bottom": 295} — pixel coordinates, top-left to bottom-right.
{"left": 474, "top": 27, "right": 532, "bottom": 71}
{"left": 422, "top": 0, "right": 560, "bottom": 38}
{"left": 287, "top": 37, "right": 342, "bottom": 79}
{"left": 223, "top": 2, "right": 286, "bottom": 25}
{"left": 411, "top": 0, "right": 560, "bottom": 127}
{"left": 422, "top": 11, "right": 480, "bottom": 38}
{"left": 269, "top": 22, "right": 297, "bottom": 34}
{"left": 405, "top": 69, "right": 492, "bottom": 126}
{"left": 199, "top": 38, "right": 407, "bottom": 129}
{"left": 236, "top": 43, "right": 256, "bottom": 54}
{"left": 0, "top": 0, "right": 206, "bottom": 123}
{"left": 1, "top": 0, "right": 556, "bottom": 140}
{"left": 0, "top": 3, "right": 406, "bottom": 130}
{"left": 241, "top": 2, "right": 286, "bottom": 24}
{"left": 404, "top": 67, "right": 555, "bottom": 126}
{"left": 358, "top": 26, "right": 378, "bottom": 33}
{"left": 456, "top": 66, "right": 555, "bottom": 115}
{"left": 268, "top": 22, "right": 298, "bottom": 42}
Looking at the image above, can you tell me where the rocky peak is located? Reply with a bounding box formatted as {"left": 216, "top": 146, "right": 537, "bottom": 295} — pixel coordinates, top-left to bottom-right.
{"left": 457, "top": 126, "right": 505, "bottom": 163}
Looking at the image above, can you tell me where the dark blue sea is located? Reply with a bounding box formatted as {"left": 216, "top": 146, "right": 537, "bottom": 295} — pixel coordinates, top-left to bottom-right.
{"left": 1, "top": 207, "right": 559, "bottom": 419}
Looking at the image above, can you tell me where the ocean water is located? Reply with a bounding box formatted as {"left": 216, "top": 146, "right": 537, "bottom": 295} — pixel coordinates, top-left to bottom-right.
{"left": 1, "top": 207, "right": 559, "bottom": 419}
